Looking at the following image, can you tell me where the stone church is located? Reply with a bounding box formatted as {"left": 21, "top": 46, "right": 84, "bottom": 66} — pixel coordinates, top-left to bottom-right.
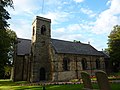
{"left": 13, "top": 16, "right": 109, "bottom": 82}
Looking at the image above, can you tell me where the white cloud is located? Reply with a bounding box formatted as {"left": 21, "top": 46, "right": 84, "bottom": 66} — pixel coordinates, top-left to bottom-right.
{"left": 63, "top": 2, "right": 69, "bottom": 5}
{"left": 46, "top": 0, "right": 61, "bottom": 5}
{"left": 73, "top": 0, "right": 84, "bottom": 3}
{"left": 7, "top": 0, "right": 39, "bottom": 39}
{"left": 106, "top": 0, "right": 111, "bottom": 6}
{"left": 67, "top": 24, "right": 81, "bottom": 31}
{"left": 80, "top": 8, "right": 96, "bottom": 17}
{"left": 53, "top": 24, "right": 81, "bottom": 34}
{"left": 10, "top": 0, "right": 40, "bottom": 16}
{"left": 109, "top": 0, "right": 120, "bottom": 15}
{"left": 91, "top": 0, "right": 120, "bottom": 34}
{"left": 52, "top": 33, "right": 82, "bottom": 42}
{"left": 59, "top": 34, "right": 82, "bottom": 41}
{"left": 52, "top": 23, "right": 85, "bottom": 41}
{"left": 40, "top": 11, "right": 69, "bottom": 24}
{"left": 9, "top": 18, "right": 32, "bottom": 39}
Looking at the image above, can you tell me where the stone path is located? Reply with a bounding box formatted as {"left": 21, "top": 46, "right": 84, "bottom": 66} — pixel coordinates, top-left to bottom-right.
{"left": 18, "top": 80, "right": 120, "bottom": 86}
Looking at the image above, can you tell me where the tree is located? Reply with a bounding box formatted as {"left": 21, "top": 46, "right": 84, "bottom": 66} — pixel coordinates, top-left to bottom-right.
{"left": 0, "top": 29, "right": 17, "bottom": 78}
{"left": 108, "top": 25, "right": 120, "bottom": 72}
{"left": 0, "top": 0, "right": 14, "bottom": 78}
{"left": 0, "top": 30, "right": 10, "bottom": 78}
{"left": 0, "top": 0, "right": 13, "bottom": 30}
{"left": 6, "top": 29, "right": 17, "bottom": 78}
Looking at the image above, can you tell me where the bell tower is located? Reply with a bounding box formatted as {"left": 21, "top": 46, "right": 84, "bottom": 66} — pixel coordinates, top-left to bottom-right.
{"left": 31, "top": 16, "right": 51, "bottom": 82}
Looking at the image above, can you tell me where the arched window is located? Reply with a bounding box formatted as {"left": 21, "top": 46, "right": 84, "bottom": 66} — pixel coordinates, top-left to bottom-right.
{"left": 82, "top": 58, "right": 87, "bottom": 70}
{"left": 63, "top": 57, "right": 70, "bottom": 71}
{"left": 96, "top": 59, "right": 100, "bottom": 69}
{"left": 41, "top": 25, "right": 46, "bottom": 35}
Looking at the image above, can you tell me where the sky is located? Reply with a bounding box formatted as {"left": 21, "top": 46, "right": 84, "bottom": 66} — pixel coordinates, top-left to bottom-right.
{"left": 8, "top": 0, "right": 120, "bottom": 50}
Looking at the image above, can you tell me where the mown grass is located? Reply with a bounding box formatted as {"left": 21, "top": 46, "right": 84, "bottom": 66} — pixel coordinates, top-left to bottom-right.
{"left": 0, "top": 79, "right": 42, "bottom": 90}
{"left": 0, "top": 79, "right": 120, "bottom": 90}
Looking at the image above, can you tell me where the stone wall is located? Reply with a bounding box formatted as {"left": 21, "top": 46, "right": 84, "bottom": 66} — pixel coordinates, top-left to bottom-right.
{"left": 14, "top": 55, "right": 29, "bottom": 81}
{"left": 51, "top": 52, "right": 105, "bottom": 81}
{"left": 14, "top": 56, "right": 23, "bottom": 81}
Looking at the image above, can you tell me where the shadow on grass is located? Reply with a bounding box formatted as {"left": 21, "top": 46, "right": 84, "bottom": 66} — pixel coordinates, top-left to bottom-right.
{"left": 0, "top": 79, "right": 15, "bottom": 86}
{"left": 14, "top": 86, "right": 43, "bottom": 90}
{"left": 46, "top": 84, "right": 83, "bottom": 90}
{"left": 0, "top": 79, "right": 28, "bottom": 86}
{"left": 0, "top": 80, "right": 43, "bottom": 90}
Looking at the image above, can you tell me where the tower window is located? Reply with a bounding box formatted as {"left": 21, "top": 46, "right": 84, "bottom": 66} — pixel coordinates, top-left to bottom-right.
{"left": 41, "top": 25, "right": 46, "bottom": 35}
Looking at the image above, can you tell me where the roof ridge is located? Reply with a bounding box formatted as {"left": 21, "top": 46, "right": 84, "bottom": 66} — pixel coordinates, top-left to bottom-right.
{"left": 51, "top": 38, "right": 89, "bottom": 45}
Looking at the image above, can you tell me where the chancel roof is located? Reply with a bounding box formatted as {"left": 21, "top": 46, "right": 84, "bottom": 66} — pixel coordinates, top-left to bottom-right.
{"left": 51, "top": 39, "right": 103, "bottom": 56}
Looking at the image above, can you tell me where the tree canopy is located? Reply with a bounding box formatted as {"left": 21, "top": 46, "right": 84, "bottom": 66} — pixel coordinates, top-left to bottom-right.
{"left": 108, "top": 25, "right": 120, "bottom": 72}
{"left": 0, "top": 0, "right": 15, "bottom": 78}
{"left": 0, "top": 29, "right": 17, "bottom": 78}
{"left": 0, "top": 0, "right": 13, "bottom": 30}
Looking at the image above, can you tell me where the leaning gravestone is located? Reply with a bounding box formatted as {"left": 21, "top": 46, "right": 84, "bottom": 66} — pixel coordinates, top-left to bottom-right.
{"left": 95, "top": 70, "right": 111, "bottom": 90}
{"left": 81, "top": 71, "right": 93, "bottom": 90}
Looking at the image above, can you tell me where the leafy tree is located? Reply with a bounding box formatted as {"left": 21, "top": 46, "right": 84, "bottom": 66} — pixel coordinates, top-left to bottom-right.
{"left": 0, "top": 0, "right": 14, "bottom": 78}
{"left": 0, "top": 29, "right": 17, "bottom": 78}
{"left": 0, "top": 30, "right": 10, "bottom": 78}
{"left": 0, "top": 0, "right": 13, "bottom": 30}
{"left": 6, "top": 29, "right": 17, "bottom": 59}
{"left": 108, "top": 25, "right": 120, "bottom": 72}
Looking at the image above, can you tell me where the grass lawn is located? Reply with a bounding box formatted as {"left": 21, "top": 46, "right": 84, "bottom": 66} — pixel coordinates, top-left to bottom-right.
{"left": 0, "top": 79, "right": 120, "bottom": 90}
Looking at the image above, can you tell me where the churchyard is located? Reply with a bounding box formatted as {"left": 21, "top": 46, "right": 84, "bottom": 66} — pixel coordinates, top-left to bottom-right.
{"left": 0, "top": 76, "right": 120, "bottom": 90}
{"left": 1, "top": 70, "right": 120, "bottom": 90}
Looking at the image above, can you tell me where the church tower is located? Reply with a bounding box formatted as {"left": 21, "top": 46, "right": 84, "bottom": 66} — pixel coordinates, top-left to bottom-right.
{"left": 31, "top": 16, "right": 51, "bottom": 82}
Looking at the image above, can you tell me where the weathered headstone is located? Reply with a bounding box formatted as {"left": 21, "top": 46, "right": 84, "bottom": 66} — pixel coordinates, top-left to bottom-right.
{"left": 81, "top": 71, "right": 93, "bottom": 90}
{"left": 95, "top": 70, "right": 111, "bottom": 90}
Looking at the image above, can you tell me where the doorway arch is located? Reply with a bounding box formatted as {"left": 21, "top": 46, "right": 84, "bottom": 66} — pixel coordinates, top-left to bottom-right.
{"left": 39, "top": 67, "right": 46, "bottom": 81}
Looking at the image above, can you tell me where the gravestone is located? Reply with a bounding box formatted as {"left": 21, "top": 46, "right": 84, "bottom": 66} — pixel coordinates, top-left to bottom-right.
{"left": 81, "top": 71, "right": 93, "bottom": 90}
{"left": 95, "top": 70, "right": 111, "bottom": 90}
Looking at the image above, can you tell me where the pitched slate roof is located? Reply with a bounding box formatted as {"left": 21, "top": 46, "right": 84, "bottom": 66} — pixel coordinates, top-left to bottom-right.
{"left": 17, "top": 38, "right": 31, "bottom": 55}
{"left": 16, "top": 38, "right": 103, "bottom": 56}
{"left": 51, "top": 39, "right": 103, "bottom": 56}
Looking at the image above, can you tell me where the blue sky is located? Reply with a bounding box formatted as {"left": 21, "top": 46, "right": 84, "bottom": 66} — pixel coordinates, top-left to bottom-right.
{"left": 8, "top": 0, "right": 120, "bottom": 50}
